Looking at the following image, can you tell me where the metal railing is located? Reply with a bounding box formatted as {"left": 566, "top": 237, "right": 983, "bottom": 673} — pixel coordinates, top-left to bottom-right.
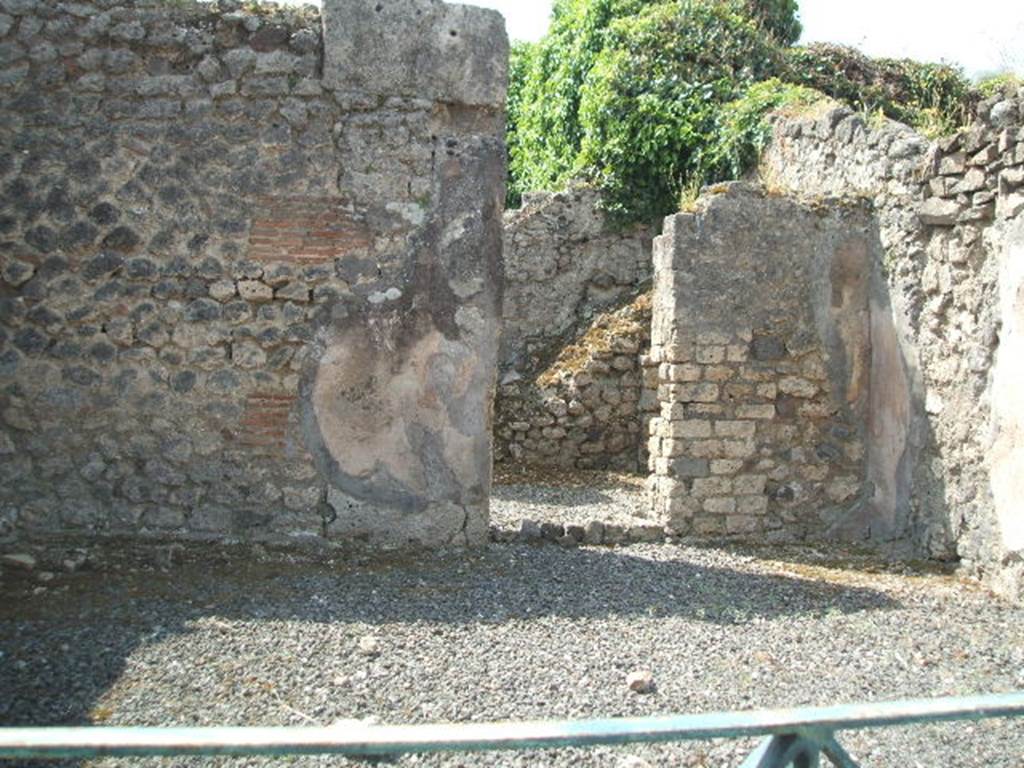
{"left": 1, "top": 692, "right": 1022, "bottom": 767}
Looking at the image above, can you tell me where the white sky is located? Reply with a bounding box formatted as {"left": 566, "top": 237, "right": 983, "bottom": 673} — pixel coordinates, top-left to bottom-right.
{"left": 282, "top": 0, "right": 1024, "bottom": 78}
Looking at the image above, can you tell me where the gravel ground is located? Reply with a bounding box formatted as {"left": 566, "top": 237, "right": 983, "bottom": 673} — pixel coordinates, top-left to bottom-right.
{"left": 490, "top": 470, "right": 652, "bottom": 531}
{"left": 2, "top": 482, "right": 1024, "bottom": 768}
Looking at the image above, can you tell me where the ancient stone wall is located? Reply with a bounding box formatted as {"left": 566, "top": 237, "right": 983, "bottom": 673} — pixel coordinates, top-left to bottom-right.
{"left": 494, "top": 186, "right": 653, "bottom": 471}
{"left": 499, "top": 187, "right": 652, "bottom": 373}
{"left": 761, "top": 91, "right": 1024, "bottom": 598}
{"left": 494, "top": 293, "right": 655, "bottom": 471}
{"left": 0, "top": 0, "right": 507, "bottom": 549}
{"left": 647, "top": 185, "right": 883, "bottom": 540}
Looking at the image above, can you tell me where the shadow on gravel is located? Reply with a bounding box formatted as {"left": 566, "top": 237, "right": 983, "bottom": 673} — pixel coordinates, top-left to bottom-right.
{"left": 0, "top": 543, "right": 901, "bottom": 763}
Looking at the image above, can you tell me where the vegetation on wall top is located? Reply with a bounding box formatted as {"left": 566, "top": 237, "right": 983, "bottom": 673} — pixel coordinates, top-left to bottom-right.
{"left": 506, "top": 0, "right": 979, "bottom": 225}
{"left": 782, "top": 43, "right": 976, "bottom": 139}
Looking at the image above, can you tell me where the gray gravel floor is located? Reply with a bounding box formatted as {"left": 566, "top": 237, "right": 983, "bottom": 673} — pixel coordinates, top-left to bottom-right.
{"left": 490, "top": 475, "right": 652, "bottom": 531}
{"left": 2, "top": 482, "right": 1024, "bottom": 768}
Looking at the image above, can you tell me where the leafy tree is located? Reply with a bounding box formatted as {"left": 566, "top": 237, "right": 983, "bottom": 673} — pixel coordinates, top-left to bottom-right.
{"left": 506, "top": 0, "right": 974, "bottom": 223}
{"left": 508, "top": 0, "right": 796, "bottom": 220}
{"left": 505, "top": 41, "right": 534, "bottom": 208}
{"left": 574, "top": 1, "right": 780, "bottom": 221}
{"left": 507, "top": 0, "right": 659, "bottom": 205}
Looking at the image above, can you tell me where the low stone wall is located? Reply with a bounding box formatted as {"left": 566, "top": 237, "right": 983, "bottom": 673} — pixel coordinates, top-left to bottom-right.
{"left": 494, "top": 293, "right": 655, "bottom": 471}
{"left": 0, "top": 0, "right": 507, "bottom": 550}
{"left": 761, "top": 91, "right": 1024, "bottom": 598}
{"left": 647, "top": 185, "right": 883, "bottom": 540}
{"left": 495, "top": 186, "right": 654, "bottom": 472}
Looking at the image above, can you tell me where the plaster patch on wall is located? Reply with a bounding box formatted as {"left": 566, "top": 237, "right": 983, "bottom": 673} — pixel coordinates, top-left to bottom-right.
{"left": 990, "top": 217, "right": 1024, "bottom": 556}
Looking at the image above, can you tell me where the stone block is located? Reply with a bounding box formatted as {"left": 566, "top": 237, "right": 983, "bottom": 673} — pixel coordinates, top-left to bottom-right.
{"left": 662, "top": 341, "right": 693, "bottom": 362}
{"left": 938, "top": 151, "right": 966, "bottom": 175}
{"left": 778, "top": 376, "right": 817, "bottom": 398}
{"left": 703, "top": 497, "right": 736, "bottom": 515}
{"left": 1001, "top": 167, "right": 1024, "bottom": 189}
{"left": 703, "top": 365, "right": 734, "bottom": 382}
{"left": 667, "top": 363, "right": 701, "bottom": 382}
{"left": 670, "top": 382, "right": 719, "bottom": 403}
{"left": 696, "top": 330, "right": 731, "bottom": 345}
{"left": 667, "top": 419, "right": 712, "bottom": 439}
{"left": 966, "top": 145, "right": 999, "bottom": 167}
{"left": 238, "top": 279, "right": 273, "bottom": 302}
{"left": 687, "top": 440, "right": 723, "bottom": 458}
{"left": 720, "top": 440, "right": 757, "bottom": 459}
{"left": 919, "top": 197, "right": 963, "bottom": 226}
{"left": 951, "top": 168, "right": 987, "bottom": 194}
{"left": 691, "top": 515, "right": 725, "bottom": 535}
{"left": 629, "top": 524, "right": 663, "bottom": 543}
{"left": 603, "top": 524, "right": 629, "bottom": 545}
{"left": 732, "top": 474, "right": 767, "bottom": 495}
{"left": 670, "top": 457, "right": 710, "bottom": 478}
{"left": 714, "top": 420, "right": 756, "bottom": 439}
{"left": 725, "top": 514, "right": 760, "bottom": 534}
{"left": 736, "top": 495, "right": 768, "bottom": 515}
{"left": 322, "top": 0, "right": 507, "bottom": 108}
{"left": 736, "top": 404, "right": 775, "bottom": 420}
{"left": 583, "top": 520, "right": 605, "bottom": 545}
{"left": 695, "top": 345, "right": 725, "bottom": 364}
{"left": 710, "top": 459, "right": 744, "bottom": 475}
{"left": 726, "top": 344, "right": 748, "bottom": 362}
{"left": 692, "top": 476, "right": 732, "bottom": 497}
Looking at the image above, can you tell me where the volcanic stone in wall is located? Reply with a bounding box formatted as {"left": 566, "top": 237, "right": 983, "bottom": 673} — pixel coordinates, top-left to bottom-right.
{"left": 500, "top": 187, "right": 653, "bottom": 373}
{"left": 0, "top": 0, "right": 507, "bottom": 551}
{"left": 494, "top": 293, "right": 654, "bottom": 472}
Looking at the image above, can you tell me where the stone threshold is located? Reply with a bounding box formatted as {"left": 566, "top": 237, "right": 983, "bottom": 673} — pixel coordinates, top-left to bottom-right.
{"left": 489, "top": 518, "right": 667, "bottom": 547}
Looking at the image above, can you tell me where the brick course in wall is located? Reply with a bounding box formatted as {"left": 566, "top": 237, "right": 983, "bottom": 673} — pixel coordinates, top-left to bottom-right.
{"left": 247, "top": 197, "right": 372, "bottom": 264}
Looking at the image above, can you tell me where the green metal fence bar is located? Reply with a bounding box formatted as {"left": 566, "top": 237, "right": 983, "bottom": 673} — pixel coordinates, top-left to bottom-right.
{"left": 1, "top": 692, "right": 1022, "bottom": 765}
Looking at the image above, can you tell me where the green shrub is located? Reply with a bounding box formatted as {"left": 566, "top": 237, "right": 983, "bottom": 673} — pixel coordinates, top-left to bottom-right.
{"left": 505, "top": 0, "right": 970, "bottom": 224}
{"left": 505, "top": 40, "right": 535, "bottom": 209}
{"left": 507, "top": 0, "right": 794, "bottom": 218}
{"left": 574, "top": 1, "right": 780, "bottom": 223}
{"left": 976, "top": 72, "right": 1023, "bottom": 100}
{"left": 697, "top": 78, "right": 827, "bottom": 185}
{"left": 782, "top": 44, "right": 974, "bottom": 137}
{"left": 507, "top": 0, "right": 658, "bottom": 205}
